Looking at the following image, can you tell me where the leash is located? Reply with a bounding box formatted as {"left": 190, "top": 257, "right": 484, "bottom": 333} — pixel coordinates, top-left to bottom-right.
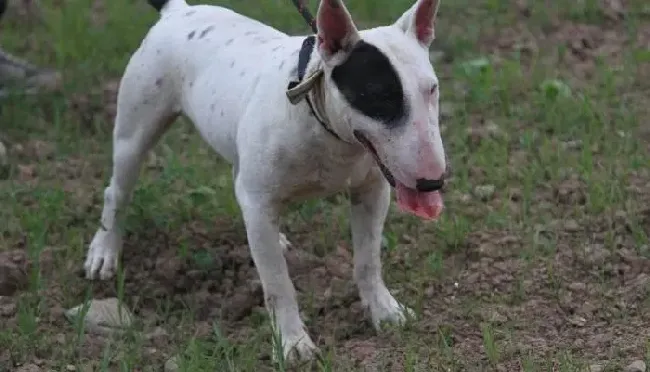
{"left": 290, "top": 0, "right": 318, "bottom": 33}
{"left": 286, "top": 0, "right": 343, "bottom": 141}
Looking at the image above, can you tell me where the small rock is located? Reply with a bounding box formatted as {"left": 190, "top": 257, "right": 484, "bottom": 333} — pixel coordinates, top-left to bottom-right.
{"left": 164, "top": 356, "right": 180, "bottom": 372}
{"left": 582, "top": 244, "right": 612, "bottom": 265}
{"left": 564, "top": 219, "right": 580, "bottom": 232}
{"left": 66, "top": 365, "right": 76, "bottom": 371}
{"left": 17, "top": 164, "right": 36, "bottom": 181}
{"left": 26, "top": 140, "right": 54, "bottom": 160}
{"left": 65, "top": 298, "right": 134, "bottom": 335}
{"left": 624, "top": 360, "right": 646, "bottom": 372}
{"left": 15, "top": 364, "right": 42, "bottom": 372}
{"left": 484, "top": 121, "right": 504, "bottom": 138}
{"left": 485, "top": 310, "right": 507, "bottom": 324}
{"left": 145, "top": 326, "right": 169, "bottom": 341}
{"left": 587, "top": 364, "right": 603, "bottom": 372}
{"left": 567, "top": 315, "right": 587, "bottom": 327}
{"left": 145, "top": 151, "right": 164, "bottom": 170}
{"left": 603, "top": 0, "right": 625, "bottom": 20}
{"left": 0, "top": 258, "right": 28, "bottom": 296}
{"left": 561, "top": 140, "right": 583, "bottom": 151}
{"left": 473, "top": 184, "right": 495, "bottom": 201}
{"left": 0, "top": 140, "right": 7, "bottom": 165}
{"left": 0, "top": 301, "right": 17, "bottom": 317}
{"left": 568, "top": 282, "right": 586, "bottom": 292}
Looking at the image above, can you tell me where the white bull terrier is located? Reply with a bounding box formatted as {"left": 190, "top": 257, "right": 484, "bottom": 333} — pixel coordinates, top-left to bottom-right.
{"left": 84, "top": 0, "right": 447, "bottom": 362}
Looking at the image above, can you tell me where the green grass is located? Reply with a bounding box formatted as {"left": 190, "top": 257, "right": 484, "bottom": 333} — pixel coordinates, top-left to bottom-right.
{"left": 1, "top": 0, "right": 650, "bottom": 371}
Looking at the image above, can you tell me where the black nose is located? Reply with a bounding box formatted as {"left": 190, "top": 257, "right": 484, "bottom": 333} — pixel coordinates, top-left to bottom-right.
{"left": 415, "top": 178, "right": 444, "bottom": 192}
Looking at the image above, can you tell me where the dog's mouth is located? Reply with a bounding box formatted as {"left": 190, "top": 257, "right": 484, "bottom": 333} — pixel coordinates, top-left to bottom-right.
{"left": 353, "top": 130, "right": 444, "bottom": 220}
{"left": 353, "top": 130, "right": 396, "bottom": 187}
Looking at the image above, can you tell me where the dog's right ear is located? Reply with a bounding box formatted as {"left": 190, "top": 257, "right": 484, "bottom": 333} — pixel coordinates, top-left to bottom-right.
{"left": 395, "top": 0, "right": 441, "bottom": 47}
{"left": 316, "top": 0, "right": 360, "bottom": 65}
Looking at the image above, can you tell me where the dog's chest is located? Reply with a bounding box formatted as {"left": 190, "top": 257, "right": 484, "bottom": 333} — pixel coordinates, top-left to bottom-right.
{"left": 274, "top": 140, "right": 372, "bottom": 201}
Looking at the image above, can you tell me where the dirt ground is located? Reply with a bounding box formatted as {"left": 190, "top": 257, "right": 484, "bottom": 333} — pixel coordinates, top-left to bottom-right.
{"left": 1, "top": 0, "right": 649, "bottom": 371}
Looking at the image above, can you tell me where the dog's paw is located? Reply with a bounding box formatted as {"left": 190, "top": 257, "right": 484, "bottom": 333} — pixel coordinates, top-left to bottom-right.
{"left": 84, "top": 229, "right": 122, "bottom": 280}
{"left": 279, "top": 232, "right": 292, "bottom": 253}
{"left": 363, "top": 286, "right": 416, "bottom": 330}
{"left": 274, "top": 331, "right": 319, "bottom": 365}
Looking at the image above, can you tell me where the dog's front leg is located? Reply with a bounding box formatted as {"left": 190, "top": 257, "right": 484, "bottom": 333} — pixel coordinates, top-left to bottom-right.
{"left": 234, "top": 182, "right": 317, "bottom": 362}
{"left": 350, "top": 170, "right": 415, "bottom": 329}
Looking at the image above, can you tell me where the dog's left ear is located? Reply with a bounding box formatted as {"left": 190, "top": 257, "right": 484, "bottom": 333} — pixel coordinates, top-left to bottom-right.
{"left": 395, "top": 0, "right": 440, "bottom": 47}
{"left": 316, "top": 0, "right": 360, "bottom": 65}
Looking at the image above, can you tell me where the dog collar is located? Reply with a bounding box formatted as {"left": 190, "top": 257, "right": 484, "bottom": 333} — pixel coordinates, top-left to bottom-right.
{"left": 286, "top": 36, "right": 342, "bottom": 141}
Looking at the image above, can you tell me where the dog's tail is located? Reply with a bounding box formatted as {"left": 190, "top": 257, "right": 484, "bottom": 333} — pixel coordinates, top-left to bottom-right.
{"left": 147, "top": 0, "right": 187, "bottom": 14}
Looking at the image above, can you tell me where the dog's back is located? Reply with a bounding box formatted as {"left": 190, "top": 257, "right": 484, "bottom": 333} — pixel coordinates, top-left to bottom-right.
{"left": 142, "top": 0, "right": 294, "bottom": 84}
{"left": 129, "top": 0, "right": 307, "bottom": 162}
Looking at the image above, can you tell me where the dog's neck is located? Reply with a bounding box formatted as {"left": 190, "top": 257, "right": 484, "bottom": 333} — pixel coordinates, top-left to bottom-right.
{"left": 287, "top": 35, "right": 358, "bottom": 144}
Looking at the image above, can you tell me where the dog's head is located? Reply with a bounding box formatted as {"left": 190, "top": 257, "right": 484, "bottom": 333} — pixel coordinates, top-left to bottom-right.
{"left": 315, "top": 0, "right": 446, "bottom": 220}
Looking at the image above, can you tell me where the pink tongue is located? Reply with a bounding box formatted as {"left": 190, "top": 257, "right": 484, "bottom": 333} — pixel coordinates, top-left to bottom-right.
{"left": 395, "top": 182, "right": 444, "bottom": 220}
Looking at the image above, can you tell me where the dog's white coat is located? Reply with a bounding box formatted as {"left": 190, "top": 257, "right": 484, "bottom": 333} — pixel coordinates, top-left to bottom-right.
{"left": 85, "top": 0, "right": 444, "bottom": 361}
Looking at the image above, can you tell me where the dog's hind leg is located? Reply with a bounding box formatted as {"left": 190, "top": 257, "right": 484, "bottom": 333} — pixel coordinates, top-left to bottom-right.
{"left": 85, "top": 62, "right": 178, "bottom": 280}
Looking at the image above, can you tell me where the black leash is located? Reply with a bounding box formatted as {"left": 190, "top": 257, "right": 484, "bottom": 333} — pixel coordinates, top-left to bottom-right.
{"left": 287, "top": 1, "right": 343, "bottom": 141}
{"left": 290, "top": 0, "right": 318, "bottom": 33}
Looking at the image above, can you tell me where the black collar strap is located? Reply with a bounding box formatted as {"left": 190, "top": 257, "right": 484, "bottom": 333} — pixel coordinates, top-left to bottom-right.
{"left": 286, "top": 36, "right": 342, "bottom": 141}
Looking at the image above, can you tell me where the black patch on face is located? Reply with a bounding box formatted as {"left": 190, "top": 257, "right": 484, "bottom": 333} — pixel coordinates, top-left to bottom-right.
{"left": 187, "top": 30, "right": 196, "bottom": 40}
{"left": 199, "top": 26, "right": 215, "bottom": 39}
{"left": 331, "top": 40, "right": 406, "bottom": 126}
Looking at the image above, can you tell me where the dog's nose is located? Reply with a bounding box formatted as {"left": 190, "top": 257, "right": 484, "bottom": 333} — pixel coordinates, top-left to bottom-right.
{"left": 415, "top": 178, "right": 444, "bottom": 192}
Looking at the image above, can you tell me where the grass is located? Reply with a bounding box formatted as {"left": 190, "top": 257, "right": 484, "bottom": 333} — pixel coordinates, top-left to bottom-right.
{"left": 1, "top": 0, "right": 650, "bottom": 371}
